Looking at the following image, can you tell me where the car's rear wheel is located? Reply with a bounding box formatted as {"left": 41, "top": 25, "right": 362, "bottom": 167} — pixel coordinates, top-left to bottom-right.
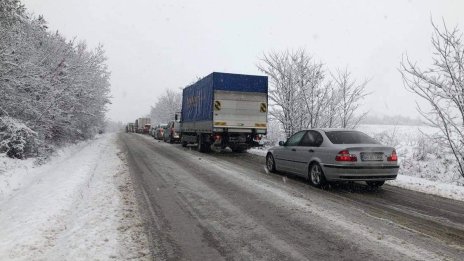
{"left": 366, "top": 181, "right": 385, "bottom": 188}
{"left": 309, "top": 163, "right": 326, "bottom": 188}
{"left": 266, "top": 153, "right": 276, "bottom": 173}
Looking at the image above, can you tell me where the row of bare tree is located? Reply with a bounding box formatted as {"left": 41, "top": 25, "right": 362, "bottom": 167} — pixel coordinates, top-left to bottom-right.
{"left": 257, "top": 49, "right": 368, "bottom": 138}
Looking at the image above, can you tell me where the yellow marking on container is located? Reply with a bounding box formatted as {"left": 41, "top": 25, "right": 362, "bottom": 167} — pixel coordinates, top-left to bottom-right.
{"left": 214, "top": 101, "right": 222, "bottom": 110}
{"left": 260, "top": 103, "right": 267, "bottom": 112}
{"left": 214, "top": 121, "right": 227, "bottom": 126}
{"left": 255, "top": 123, "right": 267, "bottom": 127}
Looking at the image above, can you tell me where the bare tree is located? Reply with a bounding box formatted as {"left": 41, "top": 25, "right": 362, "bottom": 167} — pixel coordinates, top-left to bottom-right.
{"left": 257, "top": 50, "right": 300, "bottom": 138}
{"left": 331, "top": 68, "right": 369, "bottom": 128}
{"left": 150, "top": 89, "right": 182, "bottom": 124}
{"left": 400, "top": 20, "right": 464, "bottom": 178}
{"left": 257, "top": 49, "right": 336, "bottom": 138}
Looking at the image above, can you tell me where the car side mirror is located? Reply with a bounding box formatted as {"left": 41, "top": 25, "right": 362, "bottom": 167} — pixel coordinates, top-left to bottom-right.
{"left": 279, "top": 141, "right": 285, "bottom": 146}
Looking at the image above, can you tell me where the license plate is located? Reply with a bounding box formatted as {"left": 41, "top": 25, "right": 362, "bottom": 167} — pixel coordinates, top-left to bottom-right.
{"left": 361, "top": 152, "right": 384, "bottom": 161}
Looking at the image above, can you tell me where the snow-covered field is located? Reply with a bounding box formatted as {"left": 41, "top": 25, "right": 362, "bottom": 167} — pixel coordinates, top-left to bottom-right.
{"left": 0, "top": 134, "right": 149, "bottom": 260}
{"left": 249, "top": 124, "right": 464, "bottom": 201}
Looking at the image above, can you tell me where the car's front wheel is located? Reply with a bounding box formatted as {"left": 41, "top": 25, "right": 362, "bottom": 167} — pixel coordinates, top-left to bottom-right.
{"left": 266, "top": 153, "right": 276, "bottom": 173}
{"left": 309, "top": 163, "right": 326, "bottom": 188}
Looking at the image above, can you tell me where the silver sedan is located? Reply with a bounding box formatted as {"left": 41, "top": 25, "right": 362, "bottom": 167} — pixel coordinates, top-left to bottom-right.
{"left": 266, "top": 129, "right": 399, "bottom": 188}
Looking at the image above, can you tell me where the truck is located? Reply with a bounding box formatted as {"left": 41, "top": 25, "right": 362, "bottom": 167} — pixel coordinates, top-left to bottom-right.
{"left": 179, "top": 72, "right": 268, "bottom": 153}
{"left": 135, "top": 118, "right": 151, "bottom": 134}
{"left": 126, "top": 123, "right": 135, "bottom": 133}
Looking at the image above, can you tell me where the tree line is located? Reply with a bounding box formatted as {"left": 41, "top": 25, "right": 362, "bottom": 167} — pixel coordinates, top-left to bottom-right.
{"left": 257, "top": 49, "right": 368, "bottom": 138}
{"left": 0, "top": 0, "right": 111, "bottom": 159}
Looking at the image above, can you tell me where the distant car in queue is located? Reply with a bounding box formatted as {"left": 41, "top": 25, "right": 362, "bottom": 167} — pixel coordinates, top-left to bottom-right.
{"left": 266, "top": 129, "right": 399, "bottom": 188}
{"left": 163, "top": 120, "right": 181, "bottom": 143}
{"left": 143, "top": 124, "right": 151, "bottom": 134}
{"left": 154, "top": 124, "right": 168, "bottom": 140}
{"left": 149, "top": 127, "right": 156, "bottom": 137}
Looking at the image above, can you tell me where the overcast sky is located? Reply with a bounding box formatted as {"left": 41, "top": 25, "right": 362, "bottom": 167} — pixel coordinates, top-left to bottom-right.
{"left": 22, "top": 0, "right": 464, "bottom": 123}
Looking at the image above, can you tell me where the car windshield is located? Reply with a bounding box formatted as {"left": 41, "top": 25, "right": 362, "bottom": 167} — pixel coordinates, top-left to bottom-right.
{"left": 325, "top": 131, "right": 379, "bottom": 144}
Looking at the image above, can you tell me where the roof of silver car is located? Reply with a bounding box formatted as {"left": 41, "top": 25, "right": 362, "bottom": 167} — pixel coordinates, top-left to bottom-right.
{"left": 312, "top": 128, "right": 361, "bottom": 132}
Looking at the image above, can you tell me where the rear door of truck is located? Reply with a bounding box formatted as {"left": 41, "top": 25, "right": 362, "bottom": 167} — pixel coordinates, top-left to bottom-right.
{"left": 213, "top": 90, "right": 267, "bottom": 133}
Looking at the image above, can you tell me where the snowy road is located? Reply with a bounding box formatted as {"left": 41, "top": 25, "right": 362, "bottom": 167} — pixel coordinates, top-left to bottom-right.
{"left": 120, "top": 133, "right": 464, "bottom": 261}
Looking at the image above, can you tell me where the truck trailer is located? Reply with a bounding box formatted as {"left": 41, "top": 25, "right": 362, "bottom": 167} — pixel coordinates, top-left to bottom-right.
{"left": 135, "top": 118, "right": 151, "bottom": 133}
{"left": 126, "top": 123, "right": 135, "bottom": 133}
{"left": 179, "top": 72, "right": 268, "bottom": 153}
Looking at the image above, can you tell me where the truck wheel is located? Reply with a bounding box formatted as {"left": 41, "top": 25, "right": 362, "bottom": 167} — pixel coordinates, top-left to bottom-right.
{"left": 198, "top": 135, "right": 211, "bottom": 153}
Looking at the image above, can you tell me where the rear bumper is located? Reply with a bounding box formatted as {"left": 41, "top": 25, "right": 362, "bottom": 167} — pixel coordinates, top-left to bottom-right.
{"left": 321, "top": 164, "right": 399, "bottom": 181}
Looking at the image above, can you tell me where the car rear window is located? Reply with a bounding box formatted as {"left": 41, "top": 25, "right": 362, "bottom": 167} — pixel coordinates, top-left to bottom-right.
{"left": 325, "top": 131, "right": 379, "bottom": 144}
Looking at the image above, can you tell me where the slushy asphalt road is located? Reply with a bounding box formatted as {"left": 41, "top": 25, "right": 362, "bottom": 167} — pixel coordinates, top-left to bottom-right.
{"left": 119, "top": 133, "right": 464, "bottom": 261}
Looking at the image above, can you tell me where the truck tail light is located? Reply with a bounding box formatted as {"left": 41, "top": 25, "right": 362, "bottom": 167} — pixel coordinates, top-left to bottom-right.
{"left": 335, "top": 150, "right": 357, "bottom": 162}
{"left": 387, "top": 150, "right": 398, "bottom": 161}
{"left": 213, "top": 134, "right": 222, "bottom": 141}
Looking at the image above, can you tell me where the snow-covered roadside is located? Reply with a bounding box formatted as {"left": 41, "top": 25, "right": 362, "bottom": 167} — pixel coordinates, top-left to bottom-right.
{"left": 387, "top": 175, "right": 464, "bottom": 202}
{"left": 247, "top": 147, "right": 269, "bottom": 157}
{"left": 247, "top": 148, "right": 464, "bottom": 202}
{"left": 0, "top": 134, "right": 149, "bottom": 260}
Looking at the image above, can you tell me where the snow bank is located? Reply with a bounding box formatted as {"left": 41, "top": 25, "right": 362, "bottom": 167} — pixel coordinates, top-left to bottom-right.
{"left": 247, "top": 147, "right": 269, "bottom": 157}
{"left": 387, "top": 175, "right": 464, "bottom": 202}
{"left": 0, "top": 134, "right": 149, "bottom": 260}
{"left": 0, "top": 138, "right": 93, "bottom": 200}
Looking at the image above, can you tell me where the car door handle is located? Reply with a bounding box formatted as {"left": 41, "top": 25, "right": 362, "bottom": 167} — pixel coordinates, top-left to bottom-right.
{"left": 291, "top": 148, "right": 296, "bottom": 151}
{"left": 308, "top": 149, "right": 314, "bottom": 153}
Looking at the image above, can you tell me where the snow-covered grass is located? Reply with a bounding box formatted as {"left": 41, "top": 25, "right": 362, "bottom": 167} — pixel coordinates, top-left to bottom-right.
{"left": 248, "top": 124, "right": 464, "bottom": 201}
{"left": 360, "top": 124, "right": 463, "bottom": 185}
{"left": 0, "top": 134, "right": 149, "bottom": 260}
{"left": 248, "top": 147, "right": 269, "bottom": 157}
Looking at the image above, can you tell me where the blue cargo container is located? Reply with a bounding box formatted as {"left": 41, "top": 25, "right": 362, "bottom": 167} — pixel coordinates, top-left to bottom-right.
{"left": 180, "top": 72, "right": 268, "bottom": 153}
{"left": 181, "top": 72, "right": 268, "bottom": 123}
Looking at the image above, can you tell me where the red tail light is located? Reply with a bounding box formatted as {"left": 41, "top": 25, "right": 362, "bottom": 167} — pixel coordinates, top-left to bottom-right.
{"left": 335, "top": 150, "right": 357, "bottom": 162}
{"left": 254, "top": 135, "right": 262, "bottom": 141}
{"left": 388, "top": 150, "right": 398, "bottom": 161}
{"left": 213, "top": 134, "right": 222, "bottom": 141}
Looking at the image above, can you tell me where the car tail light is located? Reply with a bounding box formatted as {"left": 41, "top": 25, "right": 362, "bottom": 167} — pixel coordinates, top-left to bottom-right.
{"left": 254, "top": 135, "right": 262, "bottom": 141}
{"left": 387, "top": 150, "right": 398, "bottom": 161}
{"left": 335, "top": 150, "right": 357, "bottom": 162}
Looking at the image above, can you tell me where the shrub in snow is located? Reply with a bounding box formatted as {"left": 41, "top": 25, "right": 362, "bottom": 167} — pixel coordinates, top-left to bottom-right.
{"left": 0, "top": 117, "right": 38, "bottom": 159}
{"left": 373, "top": 128, "right": 400, "bottom": 148}
{"left": 413, "top": 134, "right": 439, "bottom": 161}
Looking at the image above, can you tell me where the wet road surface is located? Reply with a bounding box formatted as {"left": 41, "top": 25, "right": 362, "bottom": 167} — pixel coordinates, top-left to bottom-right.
{"left": 119, "top": 133, "right": 464, "bottom": 261}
